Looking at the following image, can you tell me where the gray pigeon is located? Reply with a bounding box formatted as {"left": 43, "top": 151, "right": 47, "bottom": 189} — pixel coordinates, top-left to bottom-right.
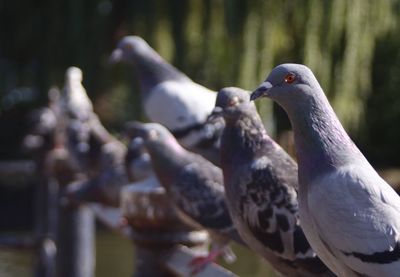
{"left": 216, "top": 87, "right": 333, "bottom": 276}
{"left": 61, "top": 67, "right": 93, "bottom": 170}
{"left": 65, "top": 140, "right": 127, "bottom": 207}
{"left": 127, "top": 121, "right": 244, "bottom": 272}
{"left": 60, "top": 67, "right": 129, "bottom": 206}
{"left": 251, "top": 63, "right": 400, "bottom": 276}
{"left": 23, "top": 106, "right": 57, "bottom": 153}
{"left": 110, "top": 36, "right": 221, "bottom": 164}
{"left": 124, "top": 136, "right": 153, "bottom": 182}
{"left": 62, "top": 67, "right": 93, "bottom": 121}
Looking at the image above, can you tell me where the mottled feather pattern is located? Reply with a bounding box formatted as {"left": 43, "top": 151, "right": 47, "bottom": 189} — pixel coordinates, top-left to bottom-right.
{"left": 236, "top": 114, "right": 269, "bottom": 150}
{"left": 238, "top": 158, "right": 316, "bottom": 260}
{"left": 218, "top": 88, "right": 334, "bottom": 275}
{"left": 167, "top": 159, "right": 237, "bottom": 237}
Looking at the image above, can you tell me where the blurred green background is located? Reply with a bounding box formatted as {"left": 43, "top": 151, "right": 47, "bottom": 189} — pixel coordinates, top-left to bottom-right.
{"left": 1, "top": 0, "right": 400, "bottom": 276}
{"left": 2, "top": 0, "right": 400, "bottom": 164}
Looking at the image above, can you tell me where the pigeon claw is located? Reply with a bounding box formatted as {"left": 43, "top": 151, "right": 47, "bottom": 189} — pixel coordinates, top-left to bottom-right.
{"left": 188, "top": 249, "right": 221, "bottom": 276}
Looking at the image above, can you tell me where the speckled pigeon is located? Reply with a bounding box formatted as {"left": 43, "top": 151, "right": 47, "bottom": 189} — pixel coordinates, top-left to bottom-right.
{"left": 127, "top": 121, "right": 245, "bottom": 272}
{"left": 216, "top": 87, "right": 333, "bottom": 276}
{"left": 251, "top": 63, "right": 400, "bottom": 276}
{"left": 110, "top": 36, "right": 221, "bottom": 164}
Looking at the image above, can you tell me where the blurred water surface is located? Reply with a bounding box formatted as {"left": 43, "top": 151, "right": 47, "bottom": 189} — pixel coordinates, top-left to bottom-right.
{"left": 0, "top": 230, "right": 278, "bottom": 277}
{"left": 0, "top": 248, "right": 32, "bottom": 277}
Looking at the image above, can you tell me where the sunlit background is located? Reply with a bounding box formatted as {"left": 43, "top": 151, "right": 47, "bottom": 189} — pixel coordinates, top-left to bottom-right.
{"left": 1, "top": 0, "right": 400, "bottom": 276}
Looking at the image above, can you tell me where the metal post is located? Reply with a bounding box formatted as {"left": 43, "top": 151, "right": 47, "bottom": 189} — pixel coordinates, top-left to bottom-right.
{"left": 51, "top": 150, "right": 95, "bottom": 277}
{"left": 44, "top": 141, "right": 96, "bottom": 277}
{"left": 34, "top": 177, "right": 58, "bottom": 277}
{"left": 57, "top": 201, "right": 95, "bottom": 277}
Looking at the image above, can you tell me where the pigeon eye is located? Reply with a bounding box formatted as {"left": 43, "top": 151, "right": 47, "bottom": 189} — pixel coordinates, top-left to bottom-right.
{"left": 124, "top": 43, "right": 133, "bottom": 51}
{"left": 284, "top": 73, "right": 296, "bottom": 84}
{"left": 148, "top": 129, "right": 158, "bottom": 140}
{"left": 228, "top": 96, "right": 239, "bottom": 106}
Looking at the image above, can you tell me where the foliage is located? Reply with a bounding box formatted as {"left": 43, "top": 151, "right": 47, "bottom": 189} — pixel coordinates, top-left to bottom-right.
{"left": 1, "top": 0, "right": 400, "bottom": 164}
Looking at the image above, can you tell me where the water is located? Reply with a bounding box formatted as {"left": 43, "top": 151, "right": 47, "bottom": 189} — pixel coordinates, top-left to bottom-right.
{"left": 0, "top": 248, "right": 32, "bottom": 277}
{"left": 95, "top": 231, "right": 133, "bottom": 277}
{"left": 0, "top": 230, "right": 277, "bottom": 277}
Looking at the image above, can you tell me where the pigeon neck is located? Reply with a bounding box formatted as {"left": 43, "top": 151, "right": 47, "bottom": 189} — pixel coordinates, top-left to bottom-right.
{"left": 286, "top": 91, "right": 360, "bottom": 183}
{"left": 147, "top": 137, "right": 188, "bottom": 187}
{"left": 221, "top": 112, "right": 271, "bottom": 167}
{"left": 132, "top": 50, "right": 190, "bottom": 94}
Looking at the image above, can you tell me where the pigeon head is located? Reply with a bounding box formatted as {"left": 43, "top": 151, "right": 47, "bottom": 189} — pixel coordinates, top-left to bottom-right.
{"left": 127, "top": 137, "right": 147, "bottom": 157}
{"left": 216, "top": 87, "right": 250, "bottom": 108}
{"left": 206, "top": 87, "right": 248, "bottom": 125}
{"left": 125, "top": 136, "right": 153, "bottom": 182}
{"left": 124, "top": 121, "right": 183, "bottom": 153}
{"left": 65, "top": 66, "right": 83, "bottom": 83}
{"left": 110, "top": 35, "right": 189, "bottom": 92}
{"left": 109, "top": 36, "right": 153, "bottom": 63}
{"left": 252, "top": 64, "right": 360, "bottom": 179}
{"left": 213, "top": 87, "right": 257, "bottom": 123}
{"left": 125, "top": 121, "right": 169, "bottom": 142}
{"left": 124, "top": 121, "right": 188, "bottom": 180}
{"left": 250, "top": 64, "right": 322, "bottom": 110}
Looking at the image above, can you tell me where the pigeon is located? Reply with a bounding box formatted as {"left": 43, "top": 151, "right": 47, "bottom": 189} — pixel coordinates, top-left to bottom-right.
{"left": 23, "top": 87, "right": 61, "bottom": 154}
{"left": 251, "top": 63, "right": 400, "bottom": 276}
{"left": 62, "top": 67, "right": 93, "bottom": 121}
{"left": 65, "top": 140, "right": 127, "bottom": 207}
{"left": 60, "top": 67, "right": 94, "bottom": 170}
{"left": 110, "top": 36, "right": 221, "bottom": 164}
{"left": 216, "top": 87, "right": 333, "bottom": 276}
{"left": 60, "top": 66, "right": 129, "bottom": 206}
{"left": 124, "top": 136, "right": 153, "bottom": 182}
{"left": 127, "top": 121, "right": 244, "bottom": 273}
{"left": 64, "top": 113, "right": 128, "bottom": 207}
{"left": 23, "top": 107, "right": 57, "bottom": 153}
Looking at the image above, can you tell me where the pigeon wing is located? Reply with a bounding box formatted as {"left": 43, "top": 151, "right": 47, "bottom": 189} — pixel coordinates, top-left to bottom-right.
{"left": 309, "top": 164, "right": 400, "bottom": 274}
{"left": 239, "top": 156, "right": 313, "bottom": 259}
{"left": 170, "top": 160, "right": 235, "bottom": 235}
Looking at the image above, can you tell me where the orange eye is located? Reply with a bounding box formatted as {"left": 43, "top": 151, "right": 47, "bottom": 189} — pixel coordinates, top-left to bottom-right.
{"left": 284, "top": 73, "right": 296, "bottom": 84}
{"left": 124, "top": 43, "right": 133, "bottom": 51}
{"left": 228, "top": 96, "right": 239, "bottom": 107}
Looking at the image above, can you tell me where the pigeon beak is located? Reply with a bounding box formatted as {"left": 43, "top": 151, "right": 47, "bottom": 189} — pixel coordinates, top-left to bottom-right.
{"left": 206, "top": 107, "right": 223, "bottom": 123}
{"left": 109, "top": 48, "right": 123, "bottom": 64}
{"left": 250, "top": 81, "right": 273, "bottom": 101}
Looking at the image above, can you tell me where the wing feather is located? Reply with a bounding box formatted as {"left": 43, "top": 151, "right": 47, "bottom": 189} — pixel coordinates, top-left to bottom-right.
{"left": 309, "top": 164, "right": 400, "bottom": 274}
{"left": 170, "top": 160, "right": 234, "bottom": 234}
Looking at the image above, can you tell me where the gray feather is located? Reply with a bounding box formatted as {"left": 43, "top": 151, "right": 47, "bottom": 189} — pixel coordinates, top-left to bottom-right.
{"left": 111, "top": 36, "right": 220, "bottom": 163}
{"left": 252, "top": 64, "right": 400, "bottom": 276}
{"left": 130, "top": 122, "right": 245, "bottom": 246}
{"left": 219, "top": 87, "right": 333, "bottom": 276}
